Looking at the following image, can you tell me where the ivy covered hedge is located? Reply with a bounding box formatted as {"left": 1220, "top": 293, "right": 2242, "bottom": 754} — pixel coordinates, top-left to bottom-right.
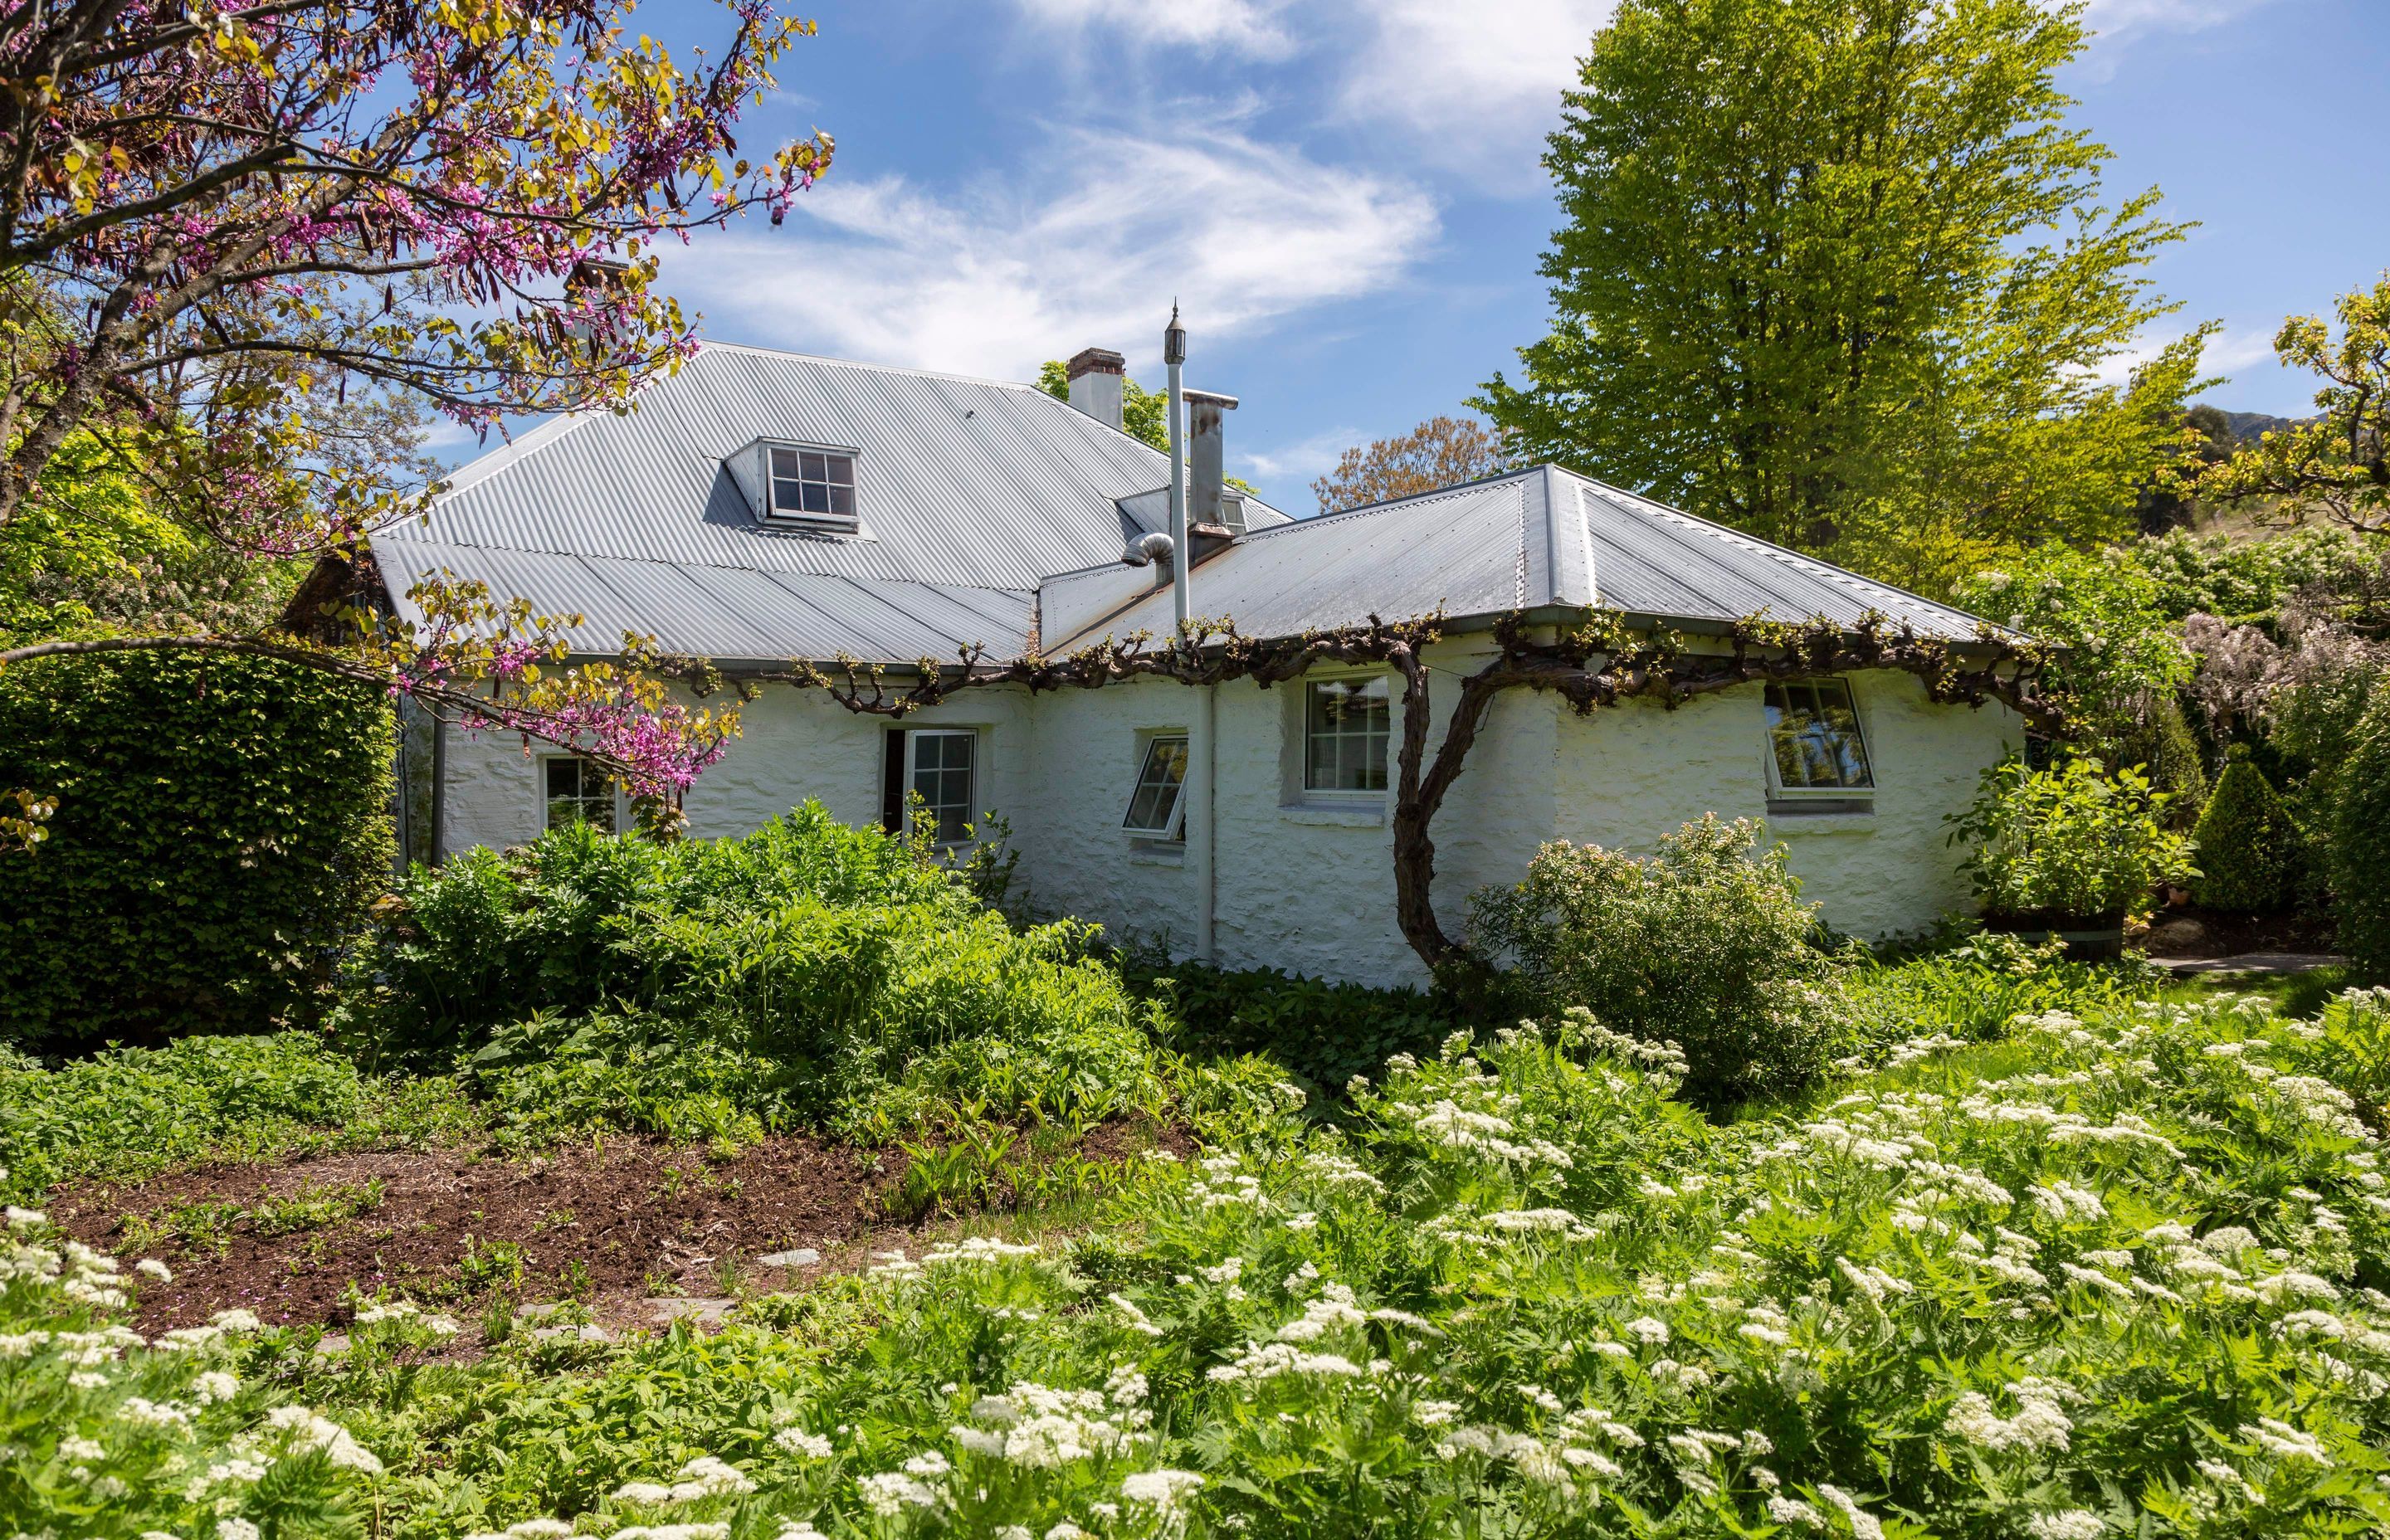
{"left": 0, "top": 651, "right": 394, "bottom": 1053}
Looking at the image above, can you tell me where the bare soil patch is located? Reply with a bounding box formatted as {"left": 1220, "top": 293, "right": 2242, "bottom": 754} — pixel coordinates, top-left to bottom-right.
{"left": 52, "top": 1122, "right": 1190, "bottom": 1337}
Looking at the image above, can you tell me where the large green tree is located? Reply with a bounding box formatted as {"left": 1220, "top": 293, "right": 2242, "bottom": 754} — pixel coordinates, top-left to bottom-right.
{"left": 1475, "top": 0, "right": 2207, "bottom": 597}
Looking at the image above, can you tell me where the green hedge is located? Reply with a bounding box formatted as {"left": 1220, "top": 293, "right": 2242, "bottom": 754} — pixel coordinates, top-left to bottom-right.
{"left": 0, "top": 651, "right": 394, "bottom": 1052}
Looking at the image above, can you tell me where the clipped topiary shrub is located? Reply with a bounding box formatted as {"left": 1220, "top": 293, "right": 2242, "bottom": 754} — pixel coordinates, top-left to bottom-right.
{"left": 2332, "top": 689, "right": 2390, "bottom": 981}
{"left": 0, "top": 651, "right": 394, "bottom": 1052}
{"left": 2188, "top": 745, "right": 2300, "bottom": 914}
{"left": 1468, "top": 814, "right": 1847, "bottom": 1106}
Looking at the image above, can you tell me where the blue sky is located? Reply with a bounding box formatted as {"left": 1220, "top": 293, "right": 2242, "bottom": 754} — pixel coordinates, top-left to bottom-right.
{"left": 630, "top": 0, "right": 2388, "bottom": 514}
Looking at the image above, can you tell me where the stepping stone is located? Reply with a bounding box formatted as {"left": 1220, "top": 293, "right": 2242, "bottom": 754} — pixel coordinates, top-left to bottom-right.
{"left": 759, "top": 1248, "right": 821, "bottom": 1268}
{"left": 646, "top": 1296, "right": 734, "bottom": 1325}
{"left": 312, "top": 1334, "right": 349, "bottom": 1357}
{"left": 529, "top": 1323, "right": 612, "bottom": 1343}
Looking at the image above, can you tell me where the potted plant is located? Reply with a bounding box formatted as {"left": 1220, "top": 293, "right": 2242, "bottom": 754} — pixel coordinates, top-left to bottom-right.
{"left": 1944, "top": 757, "right": 2197, "bottom": 958}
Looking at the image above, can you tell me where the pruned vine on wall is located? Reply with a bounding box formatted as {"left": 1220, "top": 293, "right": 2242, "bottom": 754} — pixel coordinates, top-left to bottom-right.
{"left": 730, "top": 607, "right": 2064, "bottom": 972}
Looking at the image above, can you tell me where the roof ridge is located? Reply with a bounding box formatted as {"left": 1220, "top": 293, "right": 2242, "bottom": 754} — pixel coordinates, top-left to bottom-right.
{"left": 1236, "top": 465, "right": 1542, "bottom": 542}
{"left": 694, "top": 337, "right": 1052, "bottom": 395}
{"left": 1554, "top": 468, "right": 1988, "bottom": 627}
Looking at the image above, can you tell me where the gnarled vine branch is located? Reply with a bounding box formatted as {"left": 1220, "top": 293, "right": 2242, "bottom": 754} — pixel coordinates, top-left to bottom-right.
{"left": 747, "top": 607, "right": 2061, "bottom": 972}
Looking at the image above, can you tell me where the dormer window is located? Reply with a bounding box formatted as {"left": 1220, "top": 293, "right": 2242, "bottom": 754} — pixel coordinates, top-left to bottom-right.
{"left": 768, "top": 446, "right": 856, "bottom": 523}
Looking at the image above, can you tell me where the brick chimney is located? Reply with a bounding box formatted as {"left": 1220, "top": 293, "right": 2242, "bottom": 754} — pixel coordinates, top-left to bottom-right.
{"left": 1064, "top": 346, "right": 1125, "bottom": 431}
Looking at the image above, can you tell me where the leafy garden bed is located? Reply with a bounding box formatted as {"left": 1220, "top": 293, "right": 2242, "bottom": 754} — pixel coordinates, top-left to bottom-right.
{"left": 8, "top": 967, "right": 2390, "bottom": 1538}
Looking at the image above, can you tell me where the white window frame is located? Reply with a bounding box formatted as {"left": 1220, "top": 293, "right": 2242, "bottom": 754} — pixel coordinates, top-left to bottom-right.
{"left": 538, "top": 754, "right": 622, "bottom": 834}
{"left": 1761, "top": 678, "right": 1876, "bottom": 804}
{"left": 1121, "top": 733, "right": 1190, "bottom": 841}
{"left": 1300, "top": 672, "right": 1393, "bottom": 801}
{"left": 761, "top": 441, "right": 860, "bottom": 529}
{"left": 905, "top": 727, "right": 979, "bottom": 846}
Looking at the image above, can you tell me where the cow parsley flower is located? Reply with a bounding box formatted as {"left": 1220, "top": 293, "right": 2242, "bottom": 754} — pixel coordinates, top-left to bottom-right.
{"left": 773, "top": 1428, "right": 833, "bottom": 1459}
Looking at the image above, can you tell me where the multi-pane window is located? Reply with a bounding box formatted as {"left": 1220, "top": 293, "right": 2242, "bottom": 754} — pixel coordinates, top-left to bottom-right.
{"left": 1304, "top": 676, "right": 1390, "bottom": 794}
{"left": 1763, "top": 680, "right": 1874, "bottom": 792}
{"left": 908, "top": 729, "right": 978, "bottom": 844}
{"left": 543, "top": 756, "right": 616, "bottom": 831}
{"left": 768, "top": 446, "right": 856, "bottom": 522}
{"left": 1122, "top": 735, "right": 1189, "bottom": 839}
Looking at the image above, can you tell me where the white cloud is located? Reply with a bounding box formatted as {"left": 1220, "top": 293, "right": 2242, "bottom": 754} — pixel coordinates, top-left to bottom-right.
{"left": 669, "top": 122, "right": 1438, "bottom": 382}
{"left": 1239, "top": 425, "right": 1368, "bottom": 488}
{"left": 2087, "top": 323, "right": 2276, "bottom": 388}
{"left": 1012, "top": 0, "right": 1295, "bottom": 59}
{"left": 1334, "top": 0, "right": 1617, "bottom": 163}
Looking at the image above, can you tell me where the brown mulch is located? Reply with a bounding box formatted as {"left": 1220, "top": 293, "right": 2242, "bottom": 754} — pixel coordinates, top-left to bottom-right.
{"left": 51, "top": 1121, "right": 1192, "bottom": 1338}
{"left": 2137, "top": 906, "right": 2337, "bottom": 959}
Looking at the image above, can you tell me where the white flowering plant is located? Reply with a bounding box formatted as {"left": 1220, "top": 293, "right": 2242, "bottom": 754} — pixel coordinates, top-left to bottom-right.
{"left": 15, "top": 983, "right": 2390, "bottom": 1539}
{"left": 0, "top": 1194, "right": 388, "bottom": 1538}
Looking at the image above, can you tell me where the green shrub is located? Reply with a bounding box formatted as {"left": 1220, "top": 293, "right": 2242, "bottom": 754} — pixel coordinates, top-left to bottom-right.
{"left": 1124, "top": 960, "right": 1462, "bottom": 1092}
{"left": 1945, "top": 755, "right": 2196, "bottom": 921}
{"left": 2188, "top": 746, "right": 2301, "bottom": 913}
{"left": 348, "top": 804, "right": 1168, "bottom": 1135}
{"left": 353, "top": 805, "right": 968, "bottom": 1060}
{"left": 0, "top": 651, "right": 395, "bottom": 1051}
{"left": 2333, "top": 689, "right": 2390, "bottom": 981}
{"left": 1468, "top": 814, "right": 1846, "bottom": 1104}
{"left": 0, "top": 1032, "right": 470, "bottom": 1202}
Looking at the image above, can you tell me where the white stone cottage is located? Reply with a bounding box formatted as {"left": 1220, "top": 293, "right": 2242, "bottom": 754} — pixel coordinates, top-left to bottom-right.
{"left": 368, "top": 342, "right": 2024, "bottom": 987}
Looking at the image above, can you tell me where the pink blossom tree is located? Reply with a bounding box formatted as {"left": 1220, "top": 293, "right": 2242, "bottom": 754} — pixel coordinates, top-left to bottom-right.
{"left": 0, "top": 0, "right": 834, "bottom": 841}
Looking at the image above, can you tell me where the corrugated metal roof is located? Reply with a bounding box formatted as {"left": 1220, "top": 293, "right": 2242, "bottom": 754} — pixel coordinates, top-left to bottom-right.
{"left": 375, "top": 536, "right": 1033, "bottom": 663}
{"left": 373, "top": 342, "right": 1285, "bottom": 661}
{"left": 386, "top": 351, "right": 1993, "bottom": 665}
{"left": 1041, "top": 465, "right": 1996, "bottom": 651}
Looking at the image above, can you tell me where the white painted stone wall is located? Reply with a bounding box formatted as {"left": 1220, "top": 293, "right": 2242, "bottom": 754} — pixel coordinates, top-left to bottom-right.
{"left": 1544, "top": 670, "right": 2022, "bottom": 945}
{"left": 432, "top": 651, "right": 2020, "bottom": 987}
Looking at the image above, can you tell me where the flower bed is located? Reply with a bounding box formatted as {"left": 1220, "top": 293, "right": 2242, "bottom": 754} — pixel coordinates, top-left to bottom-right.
{"left": 9, "top": 977, "right": 2390, "bottom": 1537}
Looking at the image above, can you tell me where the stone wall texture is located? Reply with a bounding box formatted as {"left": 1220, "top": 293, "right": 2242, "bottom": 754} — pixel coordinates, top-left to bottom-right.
{"left": 435, "top": 651, "right": 2021, "bottom": 987}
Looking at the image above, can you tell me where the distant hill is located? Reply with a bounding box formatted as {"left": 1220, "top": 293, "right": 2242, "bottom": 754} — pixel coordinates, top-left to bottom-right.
{"left": 2198, "top": 407, "right": 2306, "bottom": 444}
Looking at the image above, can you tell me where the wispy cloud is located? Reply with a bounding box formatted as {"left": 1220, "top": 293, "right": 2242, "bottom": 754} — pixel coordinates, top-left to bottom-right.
{"left": 1012, "top": 0, "right": 1295, "bottom": 59}
{"left": 2087, "top": 323, "right": 2279, "bottom": 388}
{"left": 1332, "top": 0, "right": 1617, "bottom": 166}
{"left": 669, "top": 121, "right": 1438, "bottom": 382}
{"left": 1239, "top": 425, "right": 1368, "bottom": 496}
{"left": 2075, "top": 0, "right": 2278, "bottom": 78}
{"left": 1008, "top": 0, "right": 1614, "bottom": 171}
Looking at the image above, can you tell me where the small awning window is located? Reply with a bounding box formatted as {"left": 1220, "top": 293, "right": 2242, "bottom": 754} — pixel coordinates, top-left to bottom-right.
{"left": 1122, "top": 735, "right": 1189, "bottom": 838}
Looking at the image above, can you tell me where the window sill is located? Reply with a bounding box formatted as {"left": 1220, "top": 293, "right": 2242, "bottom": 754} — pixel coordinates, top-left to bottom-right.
{"left": 1280, "top": 801, "right": 1387, "bottom": 827}
{"left": 1126, "top": 844, "right": 1185, "bottom": 867}
{"left": 1767, "top": 806, "right": 1875, "bottom": 836}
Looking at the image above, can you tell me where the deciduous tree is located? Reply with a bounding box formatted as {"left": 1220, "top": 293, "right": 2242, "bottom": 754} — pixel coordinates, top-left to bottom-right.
{"left": 0, "top": 0, "right": 835, "bottom": 826}
{"left": 1310, "top": 416, "right": 1513, "bottom": 515}
{"left": 2202, "top": 275, "right": 2390, "bottom": 536}
{"left": 1474, "top": 0, "right": 2206, "bottom": 596}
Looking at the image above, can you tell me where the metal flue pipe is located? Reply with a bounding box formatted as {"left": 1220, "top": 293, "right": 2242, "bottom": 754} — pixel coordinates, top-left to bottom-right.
{"left": 1161, "top": 305, "right": 1214, "bottom": 962}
